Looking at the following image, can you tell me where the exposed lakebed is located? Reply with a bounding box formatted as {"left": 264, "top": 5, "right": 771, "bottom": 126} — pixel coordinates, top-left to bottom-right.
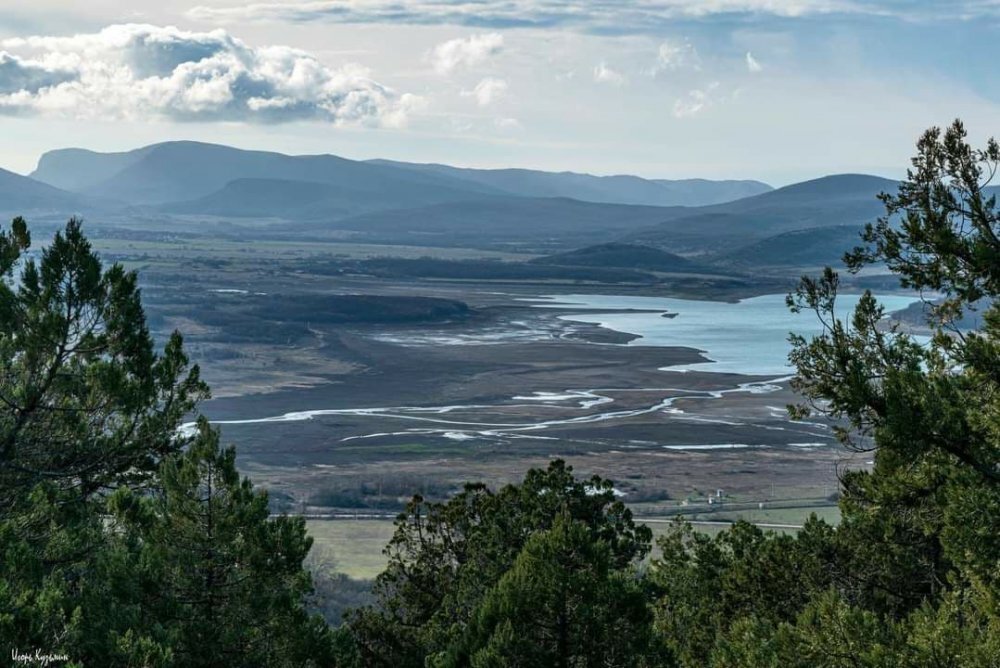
{"left": 195, "top": 287, "right": 898, "bottom": 506}
{"left": 201, "top": 291, "right": 921, "bottom": 452}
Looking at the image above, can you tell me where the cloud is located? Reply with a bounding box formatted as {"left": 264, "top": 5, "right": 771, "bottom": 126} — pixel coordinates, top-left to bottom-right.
{"left": 0, "top": 23, "right": 416, "bottom": 126}
{"left": 648, "top": 39, "right": 701, "bottom": 76}
{"left": 746, "top": 51, "right": 763, "bottom": 72}
{"left": 593, "top": 62, "right": 625, "bottom": 86}
{"left": 186, "top": 0, "right": 933, "bottom": 33}
{"left": 673, "top": 81, "right": 720, "bottom": 118}
{"left": 429, "top": 33, "right": 503, "bottom": 75}
{"left": 0, "top": 53, "right": 76, "bottom": 93}
{"left": 462, "top": 77, "right": 508, "bottom": 106}
{"left": 494, "top": 117, "right": 522, "bottom": 131}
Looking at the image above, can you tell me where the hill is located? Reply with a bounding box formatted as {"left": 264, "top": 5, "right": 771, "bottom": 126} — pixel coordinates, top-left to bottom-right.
{"left": 369, "top": 159, "right": 772, "bottom": 207}
{"left": 159, "top": 177, "right": 481, "bottom": 220}
{"left": 32, "top": 141, "right": 506, "bottom": 208}
{"left": 0, "top": 168, "right": 95, "bottom": 216}
{"left": 31, "top": 146, "right": 158, "bottom": 193}
{"left": 713, "top": 225, "right": 867, "bottom": 269}
{"left": 326, "top": 197, "right": 683, "bottom": 248}
{"left": 533, "top": 242, "right": 716, "bottom": 274}
{"left": 626, "top": 174, "right": 898, "bottom": 255}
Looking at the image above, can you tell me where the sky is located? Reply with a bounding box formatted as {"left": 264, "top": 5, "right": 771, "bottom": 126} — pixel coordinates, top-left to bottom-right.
{"left": 0, "top": 1, "right": 998, "bottom": 185}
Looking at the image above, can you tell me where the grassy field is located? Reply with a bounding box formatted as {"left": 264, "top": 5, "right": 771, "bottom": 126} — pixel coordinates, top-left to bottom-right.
{"left": 306, "top": 519, "right": 398, "bottom": 579}
{"left": 306, "top": 505, "right": 837, "bottom": 579}
{"left": 682, "top": 504, "right": 841, "bottom": 526}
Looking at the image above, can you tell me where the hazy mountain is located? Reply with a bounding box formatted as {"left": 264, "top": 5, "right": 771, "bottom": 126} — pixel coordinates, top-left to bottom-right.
{"left": 27, "top": 142, "right": 906, "bottom": 268}
{"left": 717, "top": 184, "right": 1000, "bottom": 270}
{"left": 327, "top": 197, "right": 681, "bottom": 247}
{"left": 31, "top": 146, "right": 158, "bottom": 193}
{"left": 160, "top": 177, "right": 484, "bottom": 220}
{"left": 33, "top": 141, "right": 771, "bottom": 216}
{"left": 627, "top": 174, "right": 898, "bottom": 255}
{"left": 32, "top": 141, "right": 507, "bottom": 207}
{"left": 370, "top": 159, "right": 772, "bottom": 207}
{"left": 0, "top": 167, "right": 94, "bottom": 216}
{"left": 534, "top": 242, "right": 717, "bottom": 274}
{"left": 714, "top": 225, "right": 866, "bottom": 268}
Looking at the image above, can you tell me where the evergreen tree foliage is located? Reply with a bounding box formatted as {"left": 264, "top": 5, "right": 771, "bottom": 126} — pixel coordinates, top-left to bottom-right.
{"left": 346, "top": 460, "right": 653, "bottom": 666}
{"left": 434, "top": 512, "right": 666, "bottom": 668}
{"left": 650, "top": 119, "right": 1000, "bottom": 667}
{"left": 0, "top": 219, "right": 332, "bottom": 666}
{"left": 102, "top": 418, "right": 334, "bottom": 666}
{"left": 0, "top": 218, "right": 206, "bottom": 514}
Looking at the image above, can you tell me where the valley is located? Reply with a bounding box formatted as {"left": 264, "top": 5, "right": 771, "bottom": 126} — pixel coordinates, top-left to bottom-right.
{"left": 87, "top": 231, "right": 894, "bottom": 530}
{"left": 8, "top": 141, "right": 928, "bottom": 574}
{"left": 3, "top": 9, "right": 995, "bottom": 663}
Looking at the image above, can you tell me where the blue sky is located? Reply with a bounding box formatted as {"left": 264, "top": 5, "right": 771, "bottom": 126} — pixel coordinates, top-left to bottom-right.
{"left": 0, "top": 1, "right": 997, "bottom": 185}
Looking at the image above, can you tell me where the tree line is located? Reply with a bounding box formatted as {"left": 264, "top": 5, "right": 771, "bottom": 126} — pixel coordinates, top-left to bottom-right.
{"left": 2, "top": 120, "right": 998, "bottom": 666}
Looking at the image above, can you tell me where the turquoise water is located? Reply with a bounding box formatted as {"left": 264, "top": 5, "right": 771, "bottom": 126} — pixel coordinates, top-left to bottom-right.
{"left": 531, "top": 293, "right": 923, "bottom": 376}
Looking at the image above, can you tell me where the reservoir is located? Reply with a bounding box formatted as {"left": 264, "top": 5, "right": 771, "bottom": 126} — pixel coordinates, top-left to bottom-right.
{"left": 529, "top": 292, "right": 923, "bottom": 375}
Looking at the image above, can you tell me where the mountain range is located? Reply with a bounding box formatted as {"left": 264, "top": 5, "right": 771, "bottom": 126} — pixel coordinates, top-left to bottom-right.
{"left": 625, "top": 173, "right": 900, "bottom": 261}
{"left": 29, "top": 141, "right": 770, "bottom": 211}
{"left": 367, "top": 159, "right": 771, "bottom": 207}
{"left": 0, "top": 166, "right": 94, "bottom": 215}
{"left": 5, "top": 140, "right": 915, "bottom": 270}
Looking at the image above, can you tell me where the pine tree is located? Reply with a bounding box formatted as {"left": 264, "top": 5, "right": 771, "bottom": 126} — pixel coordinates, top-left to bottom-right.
{"left": 649, "top": 121, "right": 1000, "bottom": 666}
{"left": 0, "top": 218, "right": 206, "bottom": 514}
{"left": 433, "top": 512, "right": 666, "bottom": 668}
{"left": 0, "top": 218, "right": 207, "bottom": 658}
{"left": 347, "top": 460, "right": 652, "bottom": 666}
{"left": 105, "top": 419, "right": 335, "bottom": 667}
{"left": 0, "top": 219, "right": 335, "bottom": 665}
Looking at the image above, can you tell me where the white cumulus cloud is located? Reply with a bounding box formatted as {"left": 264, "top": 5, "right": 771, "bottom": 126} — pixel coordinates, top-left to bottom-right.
{"left": 746, "top": 51, "right": 763, "bottom": 72}
{"left": 0, "top": 23, "right": 415, "bottom": 126}
{"left": 429, "top": 33, "right": 504, "bottom": 75}
{"left": 593, "top": 62, "right": 625, "bottom": 86}
{"left": 651, "top": 39, "right": 701, "bottom": 74}
{"left": 462, "top": 77, "right": 508, "bottom": 106}
{"left": 673, "top": 81, "right": 720, "bottom": 118}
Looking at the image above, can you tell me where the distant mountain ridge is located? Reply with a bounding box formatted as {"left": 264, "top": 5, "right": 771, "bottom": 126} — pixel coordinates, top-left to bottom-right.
{"left": 627, "top": 173, "right": 899, "bottom": 256}
{"left": 32, "top": 141, "right": 506, "bottom": 208}
{"left": 0, "top": 167, "right": 94, "bottom": 216}
{"left": 31, "top": 141, "right": 772, "bottom": 212}
{"left": 31, "top": 146, "right": 159, "bottom": 193}
{"left": 714, "top": 225, "right": 867, "bottom": 269}
{"left": 17, "top": 141, "right": 911, "bottom": 271}
{"left": 322, "top": 196, "right": 680, "bottom": 247}
{"left": 367, "top": 159, "right": 772, "bottom": 207}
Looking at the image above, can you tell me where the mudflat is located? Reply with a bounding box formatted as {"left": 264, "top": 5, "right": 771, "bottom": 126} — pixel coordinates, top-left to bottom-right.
{"left": 187, "top": 282, "right": 851, "bottom": 519}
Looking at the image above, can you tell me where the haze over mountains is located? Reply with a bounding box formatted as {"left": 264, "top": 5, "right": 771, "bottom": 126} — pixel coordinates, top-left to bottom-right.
{"left": 368, "top": 159, "right": 771, "bottom": 207}
{"left": 0, "top": 166, "right": 94, "bottom": 215}
{"left": 30, "top": 141, "right": 770, "bottom": 209}
{"left": 13, "top": 140, "right": 912, "bottom": 270}
{"left": 626, "top": 174, "right": 900, "bottom": 259}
